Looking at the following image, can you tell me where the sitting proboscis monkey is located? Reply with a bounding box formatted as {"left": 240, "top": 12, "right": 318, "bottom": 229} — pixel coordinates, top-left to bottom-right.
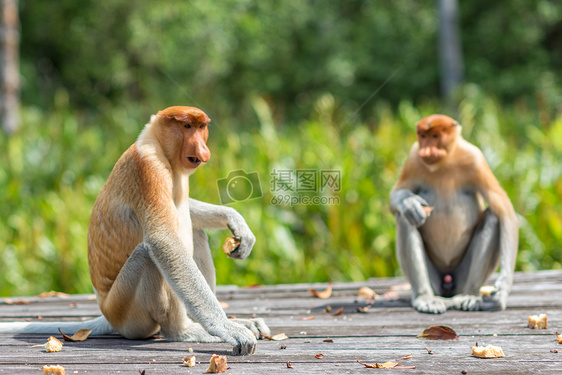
{"left": 390, "top": 114, "right": 519, "bottom": 314}
{"left": 0, "top": 106, "right": 270, "bottom": 355}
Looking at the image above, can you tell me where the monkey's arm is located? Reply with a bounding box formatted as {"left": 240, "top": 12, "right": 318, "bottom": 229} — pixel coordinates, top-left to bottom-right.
{"left": 477, "top": 161, "right": 519, "bottom": 310}
{"left": 189, "top": 199, "right": 256, "bottom": 260}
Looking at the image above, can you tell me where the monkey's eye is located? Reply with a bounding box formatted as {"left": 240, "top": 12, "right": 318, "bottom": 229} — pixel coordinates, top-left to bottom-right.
{"left": 184, "top": 124, "right": 191, "bottom": 129}
{"left": 421, "top": 134, "right": 426, "bottom": 138}
{"left": 199, "top": 124, "right": 205, "bottom": 129}
{"left": 433, "top": 134, "right": 438, "bottom": 138}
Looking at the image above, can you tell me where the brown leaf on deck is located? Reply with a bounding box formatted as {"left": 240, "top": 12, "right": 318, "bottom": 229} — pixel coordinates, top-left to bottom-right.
{"left": 38, "top": 291, "right": 69, "bottom": 298}
{"left": 323, "top": 339, "right": 334, "bottom": 343}
{"left": 330, "top": 307, "right": 344, "bottom": 316}
{"left": 3, "top": 298, "right": 30, "bottom": 305}
{"left": 58, "top": 328, "right": 92, "bottom": 342}
{"left": 382, "top": 290, "right": 399, "bottom": 300}
{"left": 182, "top": 355, "right": 196, "bottom": 367}
{"left": 417, "top": 325, "right": 459, "bottom": 340}
{"left": 356, "top": 305, "right": 371, "bottom": 313}
{"left": 357, "top": 360, "right": 415, "bottom": 369}
{"left": 426, "top": 347, "right": 434, "bottom": 354}
{"left": 396, "top": 354, "right": 413, "bottom": 360}
{"left": 315, "top": 353, "right": 325, "bottom": 359}
{"left": 286, "top": 361, "right": 294, "bottom": 368}
{"left": 206, "top": 354, "right": 227, "bottom": 373}
{"left": 358, "top": 286, "right": 379, "bottom": 299}
{"left": 298, "top": 316, "right": 315, "bottom": 321}
{"left": 556, "top": 332, "right": 562, "bottom": 344}
{"left": 309, "top": 284, "right": 332, "bottom": 299}
{"left": 261, "top": 333, "right": 288, "bottom": 341}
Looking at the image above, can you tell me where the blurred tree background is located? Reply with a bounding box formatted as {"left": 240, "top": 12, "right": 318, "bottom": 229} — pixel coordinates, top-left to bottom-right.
{"left": 0, "top": 0, "right": 561, "bottom": 296}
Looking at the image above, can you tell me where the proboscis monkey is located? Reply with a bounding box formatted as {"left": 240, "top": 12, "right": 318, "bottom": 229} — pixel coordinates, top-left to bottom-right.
{"left": 0, "top": 106, "right": 270, "bottom": 355}
{"left": 390, "top": 114, "right": 519, "bottom": 314}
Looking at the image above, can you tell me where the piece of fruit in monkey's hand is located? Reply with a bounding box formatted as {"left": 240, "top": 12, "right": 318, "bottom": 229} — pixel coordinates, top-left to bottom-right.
{"left": 479, "top": 285, "right": 496, "bottom": 296}
{"left": 222, "top": 237, "right": 241, "bottom": 255}
{"left": 422, "top": 206, "right": 434, "bottom": 216}
{"left": 528, "top": 314, "right": 548, "bottom": 329}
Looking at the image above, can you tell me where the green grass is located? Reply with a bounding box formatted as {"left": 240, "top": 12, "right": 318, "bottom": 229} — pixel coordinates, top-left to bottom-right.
{"left": 1, "top": 90, "right": 561, "bottom": 296}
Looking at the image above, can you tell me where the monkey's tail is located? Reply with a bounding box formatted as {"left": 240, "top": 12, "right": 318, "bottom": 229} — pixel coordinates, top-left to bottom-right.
{"left": 0, "top": 316, "right": 117, "bottom": 335}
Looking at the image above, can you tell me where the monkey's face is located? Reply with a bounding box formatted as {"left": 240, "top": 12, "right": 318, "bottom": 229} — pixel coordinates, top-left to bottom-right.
{"left": 180, "top": 122, "right": 210, "bottom": 171}
{"left": 157, "top": 106, "right": 212, "bottom": 172}
{"left": 416, "top": 115, "right": 458, "bottom": 165}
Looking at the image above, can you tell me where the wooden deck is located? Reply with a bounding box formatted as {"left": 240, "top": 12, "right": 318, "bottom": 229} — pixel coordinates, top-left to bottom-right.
{"left": 1, "top": 270, "right": 561, "bottom": 374}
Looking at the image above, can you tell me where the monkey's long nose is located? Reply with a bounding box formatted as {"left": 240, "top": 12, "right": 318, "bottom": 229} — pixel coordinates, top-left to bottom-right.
{"left": 196, "top": 143, "right": 211, "bottom": 163}
{"left": 419, "top": 147, "right": 431, "bottom": 158}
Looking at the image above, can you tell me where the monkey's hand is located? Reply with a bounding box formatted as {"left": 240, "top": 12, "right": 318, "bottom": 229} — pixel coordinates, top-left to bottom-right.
{"left": 212, "top": 319, "right": 258, "bottom": 355}
{"left": 189, "top": 199, "right": 256, "bottom": 260}
{"left": 229, "top": 318, "right": 271, "bottom": 339}
{"left": 225, "top": 210, "right": 256, "bottom": 260}
{"left": 392, "top": 190, "right": 430, "bottom": 228}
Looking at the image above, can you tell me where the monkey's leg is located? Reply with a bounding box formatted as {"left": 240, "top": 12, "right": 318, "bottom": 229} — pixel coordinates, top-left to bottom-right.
{"left": 450, "top": 209, "right": 500, "bottom": 311}
{"left": 100, "top": 243, "right": 221, "bottom": 342}
{"left": 395, "top": 215, "right": 448, "bottom": 314}
{"left": 193, "top": 229, "right": 217, "bottom": 293}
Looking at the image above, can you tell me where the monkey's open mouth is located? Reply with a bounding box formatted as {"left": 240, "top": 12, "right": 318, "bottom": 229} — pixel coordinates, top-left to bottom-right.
{"left": 187, "top": 157, "right": 202, "bottom": 166}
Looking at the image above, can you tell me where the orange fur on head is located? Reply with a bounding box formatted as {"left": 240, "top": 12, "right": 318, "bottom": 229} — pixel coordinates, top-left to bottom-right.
{"left": 416, "top": 114, "right": 458, "bottom": 132}
{"left": 158, "top": 106, "right": 210, "bottom": 127}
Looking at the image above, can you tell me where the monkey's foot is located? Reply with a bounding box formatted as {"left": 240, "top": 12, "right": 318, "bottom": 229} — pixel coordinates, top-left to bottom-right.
{"left": 447, "top": 294, "right": 481, "bottom": 311}
{"left": 229, "top": 318, "right": 271, "bottom": 339}
{"left": 412, "top": 295, "right": 447, "bottom": 314}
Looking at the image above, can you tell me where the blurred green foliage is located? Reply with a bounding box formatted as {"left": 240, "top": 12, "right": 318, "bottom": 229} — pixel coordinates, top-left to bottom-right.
{"left": 1, "top": 1, "right": 561, "bottom": 295}
{"left": 1, "top": 88, "right": 561, "bottom": 296}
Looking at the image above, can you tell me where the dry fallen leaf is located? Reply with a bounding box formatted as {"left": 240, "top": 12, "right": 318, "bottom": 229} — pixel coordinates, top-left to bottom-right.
{"left": 323, "top": 339, "right": 334, "bottom": 343}
{"left": 528, "top": 314, "right": 548, "bottom": 329}
{"left": 426, "top": 347, "right": 434, "bottom": 355}
{"left": 382, "top": 290, "right": 399, "bottom": 300}
{"left": 357, "top": 360, "right": 415, "bottom": 369}
{"left": 58, "top": 328, "right": 92, "bottom": 342}
{"left": 298, "top": 316, "right": 315, "bottom": 321}
{"left": 309, "top": 284, "right": 332, "bottom": 299}
{"left": 32, "top": 336, "right": 63, "bottom": 352}
{"left": 182, "top": 355, "right": 196, "bottom": 367}
{"left": 286, "top": 361, "right": 294, "bottom": 369}
{"left": 556, "top": 332, "right": 562, "bottom": 344}
{"left": 417, "top": 325, "right": 459, "bottom": 340}
{"left": 261, "top": 333, "right": 288, "bottom": 341}
{"left": 43, "top": 365, "right": 66, "bottom": 375}
{"left": 358, "top": 286, "right": 379, "bottom": 299}
{"left": 356, "top": 305, "right": 371, "bottom": 313}
{"left": 396, "top": 354, "right": 413, "bottom": 361}
{"left": 38, "top": 291, "right": 69, "bottom": 298}
{"left": 315, "top": 353, "right": 324, "bottom": 359}
{"left": 206, "top": 354, "right": 227, "bottom": 373}
{"left": 330, "top": 307, "right": 344, "bottom": 316}
{"left": 471, "top": 345, "right": 505, "bottom": 358}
